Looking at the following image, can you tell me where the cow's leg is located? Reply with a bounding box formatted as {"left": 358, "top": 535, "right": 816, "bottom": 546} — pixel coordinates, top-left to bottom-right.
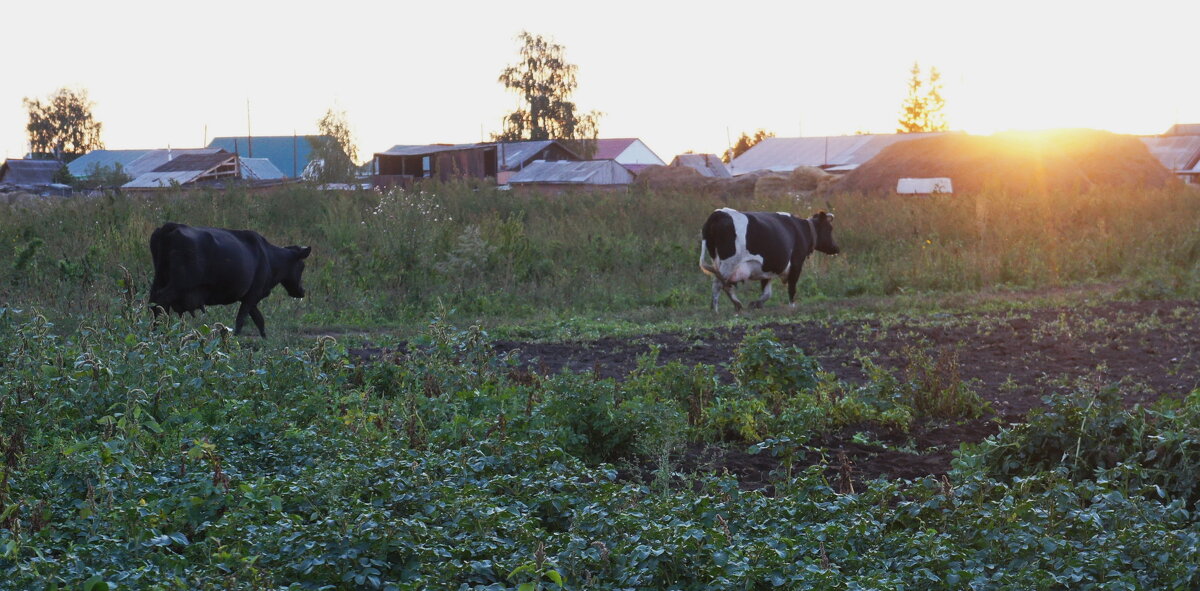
{"left": 234, "top": 303, "right": 251, "bottom": 335}
{"left": 248, "top": 305, "right": 268, "bottom": 338}
{"left": 750, "top": 279, "right": 772, "bottom": 309}
{"left": 723, "top": 283, "right": 744, "bottom": 312}
{"left": 711, "top": 279, "right": 723, "bottom": 313}
{"left": 786, "top": 269, "right": 803, "bottom": 308}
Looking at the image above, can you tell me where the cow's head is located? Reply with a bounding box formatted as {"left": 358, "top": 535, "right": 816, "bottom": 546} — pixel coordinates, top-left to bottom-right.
{"left": 810, "top": 211, "right": 839, "bottom": 255}
{"left": 281, "top": 246, "right": 312, "bottom": 298}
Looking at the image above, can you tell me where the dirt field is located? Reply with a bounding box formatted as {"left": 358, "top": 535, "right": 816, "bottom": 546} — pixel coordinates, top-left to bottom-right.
{"left": 491, "top": 299, "right": 1200, "bottom": 485}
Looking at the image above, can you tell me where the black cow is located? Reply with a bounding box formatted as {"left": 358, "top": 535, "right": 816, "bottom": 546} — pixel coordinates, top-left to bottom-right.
{"left": 698, "top": 208, "right": 839, "bottom": 312}
{"left": 149, "top": 223, "right": 311, "bottom": 337}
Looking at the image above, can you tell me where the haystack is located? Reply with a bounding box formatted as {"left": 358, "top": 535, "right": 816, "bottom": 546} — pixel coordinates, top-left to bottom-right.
{"left": 836, "top": 129, "right": 1178, "bottom": 195}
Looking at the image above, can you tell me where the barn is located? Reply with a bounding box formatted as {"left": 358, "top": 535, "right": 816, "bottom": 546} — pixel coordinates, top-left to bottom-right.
{"left": 1140, "top": 124, "right": 1200, "bottom": 184}
{"left": 123, "top": 150, "right": 241, "bottom": 190}
{"left": 0, "top": 159, "right": 61, "bottom": 186}
{"left": 207, "top": 135, "right": 322, "bottom": 178}
{"left": 373, "top": 144, "right": 498, "bottom": 188}
{"left": 595, "top": 138, "right": 666, "bottom": 174}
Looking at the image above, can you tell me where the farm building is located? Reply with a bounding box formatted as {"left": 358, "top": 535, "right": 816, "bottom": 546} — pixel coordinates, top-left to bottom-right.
{"left": 208, "top": 136, "right": 321, "bottom": 178}
{"left": 729, "top": 132, "right": 950, "bottom": 176}
{"left": 508, "top": 159, "right": 634, "bottom": 193}
{"left": 595, "top": 138, "right": 666, "bottom": 174}
{"left": 123, "top": 150, "right": 241, "bottom": 190}
{"left": 496, "top": 140, "right": 581, "bottom": 183}
{"left": 239, "top": 158, "right": 287, "bottom": 180}
{"left": 670, "top": 153, "right": 731, "bottom": 178}
{"left": 373, "top": 144, "right": 498, "bottom": 187}
{"left": 0, "top": 159, "right": 61, "bottom": 185}
{"left": 1140, "top": 124, "right": 1200, "bottom": 184}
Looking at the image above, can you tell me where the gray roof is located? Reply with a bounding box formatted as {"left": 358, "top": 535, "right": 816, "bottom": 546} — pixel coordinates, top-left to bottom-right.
{"left": 67, "top": 150, "right": 150, "bottom": 178}
{"left": 0, "top": 159, "right": 61, "bottom": 184}
{"left": 1140, "top": 135, "right": 1200, "bottom": 171}
{"left": 208, "top": 136, "right": 320, "bottom": 178}
{"left": 670, "top": 153, "right": 731, "bottom": 178}
{"left": 378, "top": 143, "right": 483, "bottom": 157}
{"left": 495, "top": 140, "right": 581, "bottom": 169}
{"left": 240, "top": 157, "right": 285, "bottom": 180}
{"left": 152, "top": 151, "right": 235, "bottom": 173}
{"left": 122, "top": 171, "right": 205, "bottom": 189}
{"left": 730, "top": 132, "right": 949, "bottom": 175}
{"left": 508, "top": 160, "right": 634, "bottom": 185}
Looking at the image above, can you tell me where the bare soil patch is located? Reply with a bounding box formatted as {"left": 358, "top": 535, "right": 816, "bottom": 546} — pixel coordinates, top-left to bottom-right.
{"left": 491, "top": 300, "right": 1200, "bottom": 485}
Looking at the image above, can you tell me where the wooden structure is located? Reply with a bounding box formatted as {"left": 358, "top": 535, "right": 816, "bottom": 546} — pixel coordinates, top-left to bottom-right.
{"left": 373, "top": 144, "right": 498, "bottom": 188}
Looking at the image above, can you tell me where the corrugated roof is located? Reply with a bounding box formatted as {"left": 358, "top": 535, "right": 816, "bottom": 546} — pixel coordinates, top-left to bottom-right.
{"left": 0, "top": 159, "right": 61, "bottom": 184}
{"left": 209, "top": 136, "right": 321, "bottom": 178}
{"left": 729, "top": 132, "right": 949, "bottom": 175}
{"left": 508, "top": 160, "right": 634, "bottom": 185}
{"left": 1140, "top": 135, "right": 1200, "bottom": 171}
{"left": 67, "top": 150, "right": 150, "bottom": 178}
{"left": 240, "top": 157, "right": 285, "bottom": 180}
{"left": 122, "top": 170, "right": 204, "bottom": 189}
{"left": 670, "top": 154, "right": 731, "bottom": 178}
{"left": 152, "top": 151, "right": 235, "bottom": 173}
{"left": 493, "top": 140, "right": 584, "bottom": 170}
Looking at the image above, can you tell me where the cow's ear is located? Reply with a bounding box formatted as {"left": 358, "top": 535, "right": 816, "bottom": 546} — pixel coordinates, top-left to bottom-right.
{"left": 297, "top": 246, "right": 312, "bottom": 259}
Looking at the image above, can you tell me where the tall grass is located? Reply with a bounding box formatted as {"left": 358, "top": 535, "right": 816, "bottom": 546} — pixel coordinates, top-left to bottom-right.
{"left": 1, "top": 182, "right": 1198, "bottom": 331}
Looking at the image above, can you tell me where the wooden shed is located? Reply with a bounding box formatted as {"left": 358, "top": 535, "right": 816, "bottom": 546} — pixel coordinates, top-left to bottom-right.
{"left": 373, "top": 144, "right": 498, "bottom": 188}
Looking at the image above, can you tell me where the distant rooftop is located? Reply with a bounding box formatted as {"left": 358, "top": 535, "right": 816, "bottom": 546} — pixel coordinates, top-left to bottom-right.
{"left": 208, "top": 136, "right": 321, "bottom": 177}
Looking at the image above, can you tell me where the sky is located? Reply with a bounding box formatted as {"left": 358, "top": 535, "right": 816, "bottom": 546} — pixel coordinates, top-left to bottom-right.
{"left": 5, "top": 0, "right": 1200, "bottom": 164}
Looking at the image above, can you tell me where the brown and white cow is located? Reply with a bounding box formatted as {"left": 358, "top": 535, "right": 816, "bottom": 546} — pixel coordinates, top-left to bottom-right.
{"left": 698, "top": 208, "right": 839, "bottom": 312}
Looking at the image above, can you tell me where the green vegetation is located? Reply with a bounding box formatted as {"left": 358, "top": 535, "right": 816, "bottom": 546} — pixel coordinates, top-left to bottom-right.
{"left": 3, "top": 184, "right": 1200, "bottom": 588}
{"left": 0, "top": 307, "right": 1198, "bottom": 588}
{"left": 2, "top": 183, "right": 1199, "bottom": 335}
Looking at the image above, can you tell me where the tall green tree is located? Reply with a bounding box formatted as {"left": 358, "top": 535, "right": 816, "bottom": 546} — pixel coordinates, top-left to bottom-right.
{"left": 897, "top": 62, "right": 948, "bottom": 133}
{"left": 307, "top": 108, "right": 359, "bottom": 184}
{"left": 23, "top": 87, "right": 104, "bottom": 161}
{"left": 495, "top": 31, "right": 601, "bottom": 157}
{"left": 722, "top": 129, "right": 775, "bottom": 163}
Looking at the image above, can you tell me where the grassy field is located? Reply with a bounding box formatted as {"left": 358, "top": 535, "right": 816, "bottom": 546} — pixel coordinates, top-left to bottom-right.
{"left": 2, "top": 182, "right": 1199, "bottom": 336}
{"left": 3, "top": 183, "right": 1200, "bottom": 588}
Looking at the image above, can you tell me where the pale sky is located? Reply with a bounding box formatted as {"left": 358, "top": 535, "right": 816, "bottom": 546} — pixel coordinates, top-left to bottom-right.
{"left": 5, "top": 0, "right": 1199, "bottom": 163}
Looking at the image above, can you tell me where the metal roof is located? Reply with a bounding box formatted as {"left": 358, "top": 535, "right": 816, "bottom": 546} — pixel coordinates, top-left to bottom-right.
{"left": 122, "top": 171, "right": 204, "bottom": 189}
{"left": 378, "top": 143, "right": 484, "bottom": 157}
{"left": 1140, "top": 135, "right": 1200, "bottom": 171}
{"left": 595, "top": 138, "right": 638, "bottom": 160}
{"left": 494, "top": 140, "right": 584, "bottom": 170}
{"left": 240, "top": 157, "right": 285, "bottom": 180}
{"left": 670, "top": 153, "right": 731, "bottom": 178}
{"left": 208, "top": 136, "right": 320, "bottom": 178}
{"left": 0, "top": 159, "right": 61, "bottom": 184}
{"left": 729, "top": 132, "right": 949, "bottom": 175}
{"left": 66, "top": 150, "right": 151, "bottom": 178}
{"left": 1165, "top": 124, "right": 1200, "bottom": 136}
{"left": 152, "top": 151, "right": 235, "bottom": 173}
{"left": 508, "top": 159, "right": 634, "bottom": 185}
{"left": 125, "top": 148, "right": 225, "bottom": 177}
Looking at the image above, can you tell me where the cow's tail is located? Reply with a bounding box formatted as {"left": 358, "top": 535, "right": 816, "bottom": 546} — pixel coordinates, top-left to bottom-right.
{"left": 698, "top": 239, "right": 726, "bottom": 283}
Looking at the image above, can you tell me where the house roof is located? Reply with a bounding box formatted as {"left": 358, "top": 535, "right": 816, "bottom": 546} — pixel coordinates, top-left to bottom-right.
{"left": 670, "top": 153, "right": 731, "bottom": 178}
{"left": 122, "top": 171, "right": 206, "bottom": 189}
{"left": 208, "top": 136, "right": 321, "bottom": 178}
{"left": 152, "top": 151, "right": 235, "bottom": 173}
{"left": 495, "top": 140, "right": 580, "bottom": 170}
{"left": 730, "top": 132, "right": 950, "bottom": 175}
{"left": 377, "top": 143, "right": 484, "bottom": 157}
{"left": 67, "top": 150, "right": 151, "bottom": 178}
{"left": 240, "top": 157, "right": 286, "bottom": 180}
{"left": 1140, "top": 135, "right": 1200, "bottom": 171}
{"left": 508, "top": 159, "right": 634, "bottom": 185}
{"left": 0, "top": 159, "right": 61, "bottom": 185}
{"left": 595, "top": 138, "right": 638, "bottom": 160}
{"left": 125, "top": 148, "right": 225, "bottom": 177}
{"left": 1165, "top": 124, "right": 1200, "bottom": 136}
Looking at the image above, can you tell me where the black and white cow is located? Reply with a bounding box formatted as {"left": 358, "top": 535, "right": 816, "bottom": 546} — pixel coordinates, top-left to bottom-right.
{"left": 698, "top": 208, "right": 839, "bottom": 312}
{"left": 149, "top": 223, "right": 311, "bottom": 337}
